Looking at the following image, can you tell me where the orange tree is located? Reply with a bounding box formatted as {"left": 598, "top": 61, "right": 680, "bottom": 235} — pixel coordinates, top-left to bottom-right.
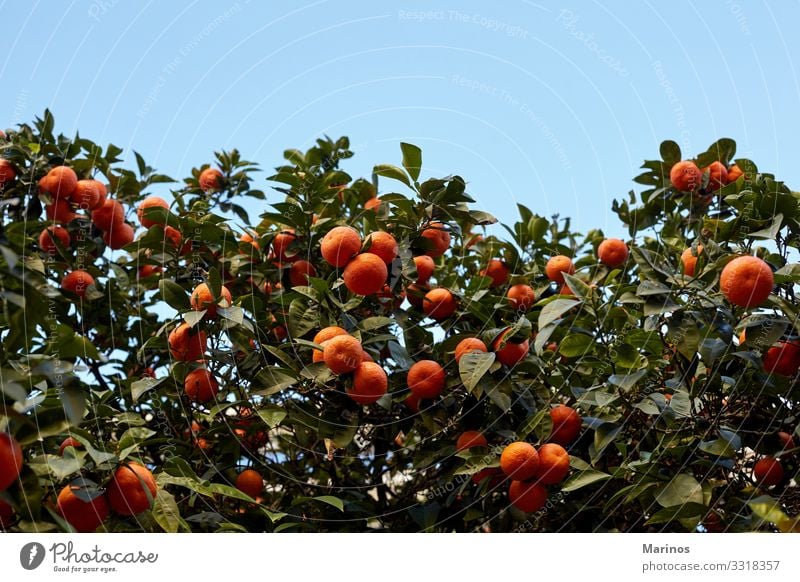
{"left": 0, "top": 113, "right": 799, "bottom": 532}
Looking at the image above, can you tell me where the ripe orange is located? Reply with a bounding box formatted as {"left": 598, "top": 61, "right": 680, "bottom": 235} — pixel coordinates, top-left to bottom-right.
{"left": 499, "top": 441, "right": 539, "bottom": 480}
{"left": 61, "top": 270, "right": 95, "bottom": 299}
{"left": 102, "top": 222, "right": 134, "bottom": 250}
{"left": 545, "top": 255, "right": 575, "bottom": 284}
{"left": 680, "top": 245, "right": 704, "bottom": 277}
{"left": 92, "top": 199, "right": 125, "bottom": 231}
{"left": 38, "top": 226, "right": 70, "bottom": 254}
{"left": 778, "top": 431, "right": 795, "bottom": 451}
{"left": 405, "top": 393, "right": 422, "bottom": 412}
{"left": 423, "top": 287, "right": 457, "bottom": 320}
{"left": 240, "top": 231, "right": 259, "bottom": 250}
{"left": 365, "top": 231, "right": 399, "bottom": 264}
{"left": 413, "top": 255, "right": 435, "bottom": 283}
{"left": 0, "top": 159, "right": 16, "bottom": 184}
{"left": 188, "top": 421, "right": 210, "bottom": 450}
{"left": 480, "top": 259, "right": 510, "bottom": 288}
{"left": 39, "top": 166, "right": 78, "bottom": 197}
{"left": 232, "top": 407, "right": 268, "bottom": 451}
{"left": 184, "top": 368, "right": 220, "bottom": 403}
{"left": 57, "top": 485, "right": 109, "bottom": 532}
{"left": 168, "top": 322, "right": 207, "bottom": 361}
{"left": 597, "top": 238, "right": 628, "bottom": 268}
{"left": 70, "top": 179, "right": 103, "bottom": 209}
{"left": 549, "top": 404, "right": 582, "bottom": 446}
{"left": 136, "top": 197, "right": 169, "bottom": 228}
{"left": 454, "top": 338, "right": 487, "bottom": 363}
{"left": 727, "top": 163, "right": 744, "bottom": 182}
{"left": 720, "top": 255, "right": 774, "bottom": 308}
{"left": 347, "top": 361, "right": 388, "bottom": 405}
{"left": 670, "top": 160, "right": 702, "bottom": 191}
{"left": 343, "top": 253, "right": 388, "bottom": 296}
{"left": 455, "top": 431, "right": 487, "bottom": 452}
{"left": 314, "top": 326, "right": 348, "bottom": 345}
{"left": 163, "top": 225, "right": 182, "bottom": 248}
{"left": 506, "top": 284, "right": 535, "bottom": 311}
{"left": 534, "top": 443, "right": 570, "bottom": 484}
{"left": 763, "top": 341, "right": 800, "bottom": 377}
{"left": 364, "top": 197, "right": 381, "bottom": 211}
{"left": 271, "top": 229, "right": 297, "bottom": 261}
{"left": 407, "top": 360, "right": 446, "bottom": 399}
{"left": 704, "top": 161, "right": 728, "bottom": 191}
{"left": 492, "top": 328, "right": 529, "bottom": 367}
{"left": 46, "top": 199, "right": 77, "bottom": 223}
{"left": 508, "top": 480, "right": 547, "bottom": 513}
{"left": 190, "top": 282, "right": 232, "bottom": 318}
{"left": 406, "top": 283, "right": 429, "bottom": 309}
{"left": 235, "top": 469, "right": 263, "bottom": 499}
{"left": 321, "top": 226, "right": 361, "bottom": 267}
{"left": 465, "top": 233, "right": 483, "bottom": 249}
{"left": 323, "top": 334, "right": 363, "bottom": 375}
{"left": 199, "top": 167, "right": 224, "bottom": 191}
{"left": 0, "top": 499, "right": 13, "bottom": 528}
{"left": 58, "top": 437, "right": 82, "bottom": 456}
{"left": 107, "top": 462, "right": 158, "bottom": 515}
{"left": 753, "top": 457, "right": 784, "bottom": 487}
{"left": 0, "top": 433, "right": 23, "bottom": 490}
{"left": 289, "top": 260, "right": 317, "bottom": 286}
{"left": 420, "top": 222, "right": 451, "bottom": 257}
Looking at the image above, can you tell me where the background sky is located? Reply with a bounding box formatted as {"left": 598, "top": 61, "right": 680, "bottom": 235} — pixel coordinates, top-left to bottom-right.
{"left": 2, "top": 1, "right": 799, "bottom": 238}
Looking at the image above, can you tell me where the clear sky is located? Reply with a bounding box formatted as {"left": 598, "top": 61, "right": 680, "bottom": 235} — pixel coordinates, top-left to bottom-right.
{"left": 2, "top": 1, "right": 799, "bottom": 238}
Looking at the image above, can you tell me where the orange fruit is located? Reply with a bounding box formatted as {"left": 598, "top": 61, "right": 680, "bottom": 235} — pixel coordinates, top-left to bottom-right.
{"left": 480, "top": 259, "right": 510, "bottom": 288}
{"left": 38, "top": 226, "right": 70, "bottom": 254}
{"left": 199, "top": 167, "right": 224, "bottom": 191}
{"left": 40, "top": 166, "right": 78, "bottom": 197}
{"left": 235, "top": 469, "right": 263, "bottom": 499}
{"left": 0, "top": 433, "right": 23, "bottom": 490}
{"left": 406, "top": 283, "right": 429, "bottom": 309}
{"left": 232, "top": 407, "right": 268, "bottom": 451}
{"left": 107, "top": 462, "right": 158, "bottom": 515}
{"left": 704, "top": 161, "right": 728, "bottom": 191}
{"left": 57, "top": 485, "right": 109, "bottom": 532}
{"left": 314, "top": 326, "right": 348, "bottom": 344}
{"left": 46, "top": 198, "right": 76, "bottom": 223}
{"left": 323, "top": 334, "right": 363, "bottom": 374}
{"left": 190, "top": 282, "right": 232, "bottom": 318}
{"left": 465, "top": 233, "right": 483, "bottom": 249}
{"left": 365, "top": 231, "right": 399, "bottom": 264}
{"left": 492, "top": 328, "right": 529, "bottom": 367}
{"left": 289, "top": 260, "right": 317, "bottom": 286}
{"left": 454, "top": 338, "right": 488, "bottom": 363}
{"left": 0, "top": 499, "right": 13, "bottom": 528}
{"left": 506, "top": 284, "right": 535, "bottom": 311}
{"left": 0, "top": 159, "right": 16, "bottom": 184}
{"left": 184, "top": 368, "right": 220, "bottom": 403}
{"left": 533, "top": 443, "right": 570, "bottom": 484}
{"left": 364, "top": 197, "right": 381, "bottom": 211}
{"left": 727, "top": 163, "right": 744, "bottom": 182}
{"left": 347, "top": 361, "right": 388, "bottom": 405}
{"left": 545, "top": 255, "right": 575, "bottom": 284}
{"left": 136, "top": 197, "right": 169, "bottom": 228}
{"left": 168, "top": 322, "right": 207, "bottom": 361}
{"left": 549, "top": 405, "right": 582, "bottom": 446}
{"left": 138, "top": 265, "right": 162, "bottom": 279}
{"left": 163, "top": 225, "right": 182, "bottom": 248}
{"left": 423, "top": 287, "right": 457, "bottom": 320}
{"left": 58, "top": 437, "right": 82, "bottom": 456}
{"left": 413, "top": 255, "right": 435, "bottom": 283}
{"left": 405, "top": 393, "right": 422, "bottom": 412}
{"left": 456, "top": 431, "right": 487, "bottom": 452}
{"left": 102, "top": 222, "right": 134, "bottom": 250}
{"left": 753, "top": 457, "right": 783, "bottom": 487}
{"left": 61, "top": 270, "right": 95, "bottom": 299}
{"left": 670, "top": 160, "right": 702, "bottom": 191}
{"left": 321, "top": 226, "right": 361, "bottom": 267}
{"left": 240, "top": 231, "right": 259, "bottom": 250}
{"left": 271, "top": 229, "right": 297, "bottom": 261}
{"left": 778, "top": 431, "right": 795, "bottom": 451}
{"left": 508, "top": 480, "right": 547, "bottom": 513}
{"left": 188, "top": 421, "right": 210, "bottom": 450}
{"left": 420, "top": 222, "right": 451, "bottom": 257}
{"left": 343, "top": 253, "right": 387, "bottom": 296}
{"left": 70, "top": 179, "right": 103, "bottom": 209}
{"left": 680, "top": 245, "right": 704, "bottom": 277}
{"left": 597, "top": 238, "right": 628, "bottom": 268}
{"left": 763, "top": 341, "right": 800, "bottom": 377}
{"left": 499, "top": 441, "right": 539, "bottom": 480}
{"left": 407, "top": 360, "right": 446, "bottom": 399}
{"left": 720, "top": 255, "right": 774, "bottom": 308}
{"left": 92, "top": 199, "right": 125, "bottom": 231}
{"left": 472, "top": 466, "right": 501, "bottom": 486}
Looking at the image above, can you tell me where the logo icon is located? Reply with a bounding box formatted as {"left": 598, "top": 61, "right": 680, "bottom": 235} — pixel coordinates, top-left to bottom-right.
{"left": 20, "top": 542, "right": 46, "bottom": 570}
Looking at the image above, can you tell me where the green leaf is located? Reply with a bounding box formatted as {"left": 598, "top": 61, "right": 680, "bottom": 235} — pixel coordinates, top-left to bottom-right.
{"left": 561, "top": 469, "right": 611, "bottom": 492}
{"left": 558, "top": 334, "right": 593, "bottom": 358}
{"left": 400, "top": 142, "right": 422, "bottom": 182}
{"left": 252, "top": 367, "right": 297, "bottom": 397}
{"left": 458, "top": 351, "right": 496, "bottom": 393}
{"left": 659, "top": 140, "right": 681, "bottom": 165}
{"left": 60, "top": 386, "right": 86, "bottom": 426}
{"left": 131, "top": 377, "right": 165, "bottom": 403}
{"left": 292, "top": 495, "right": 344, "bottom": 512}
{"left": 373, "top": 164, "right": 412, "bottom": 189}
{"left": 655, "top": 473, "right": 703, "bottom": 507}
{"left": 152, "top": 489, "right": 189, "bottom": 533}
{"left": 748, "top": 495, "right": 790, "bottom": 528}
{"left": 538, "top": 298, "right": 581, "bottom": 329}
{"left": 646, "top": 503, "right": 706, "bottom": 525}
{"left": 159, "top": 279, "right": 189, "bottom": 310}
{"left": 287, "top": 298, "right": 319, "bottom": 338}
{"left": 256, "top": 405, "right": 286, "bottom": 428}
{"left": 608, "top": 369, "right": 647, "bottom": 391}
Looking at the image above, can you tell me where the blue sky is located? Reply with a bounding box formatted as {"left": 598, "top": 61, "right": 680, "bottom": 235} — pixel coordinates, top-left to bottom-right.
{"left": 2, "top": 1, "right": 799, "bottom": 238}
